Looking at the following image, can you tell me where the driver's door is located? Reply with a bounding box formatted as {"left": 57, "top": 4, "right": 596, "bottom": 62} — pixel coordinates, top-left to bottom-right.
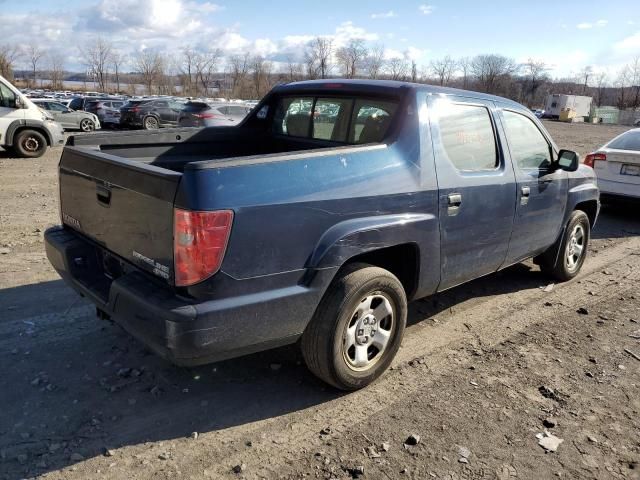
{"left": 46, "top": 102, "right": 73, "bottom": 128}
{"left": 499, "top": 108, "right": 568, "bottom": 265}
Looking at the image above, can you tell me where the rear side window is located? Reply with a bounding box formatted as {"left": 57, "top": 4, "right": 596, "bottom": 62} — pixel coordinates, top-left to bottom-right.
{"left": 273, "top": 96, "right": 397, "bottom": 144}
{"left": 69, "top": 98, "right": 82, "bottom": 110}
{"left": 607, "top": 131, "right": 640, "bottom": 151}
{"left": 502, "top": 110, "right": 552, "bottom": 169}
{"left": 437, "top": 103, "right": 498, "bottom": 171}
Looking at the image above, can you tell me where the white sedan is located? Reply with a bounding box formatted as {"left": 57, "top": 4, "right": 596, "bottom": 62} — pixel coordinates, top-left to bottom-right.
{"left": 585, "top": 128, "right": 640, "bottom": 200}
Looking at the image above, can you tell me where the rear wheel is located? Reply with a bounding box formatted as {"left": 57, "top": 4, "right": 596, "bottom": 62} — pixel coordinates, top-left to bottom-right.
{"left": 301, "top": 264, "right": 407, "bottom": 390}
{"left": 80, "top": 118, "right": 95, "bottom": 132}
{"left": 538, "top": 210, "right": 590, "bottom": 281}
{"left": 143, "top": 116, "right": 159, "bottom": 130}
{"left": 13, "top": 129, "right": 47, "bottom": 158}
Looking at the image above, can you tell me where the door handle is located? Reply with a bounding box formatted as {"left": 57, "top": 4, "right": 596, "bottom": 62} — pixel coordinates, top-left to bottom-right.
{"left": 96, "top": 184, "right": 111, "bottom": 206}
{"left": 447, "top": 193, "right": 462, "bottom": 216}
{"left": 521, "top": 186, "right": 530, "bottom": 206}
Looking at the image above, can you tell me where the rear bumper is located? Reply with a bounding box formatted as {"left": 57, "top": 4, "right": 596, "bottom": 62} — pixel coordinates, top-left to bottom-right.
{"left": 597, "top": 178, "right": 640, "bottom": 199}
{"left": 44, "top": 226, "right": 331, "bottom": 366}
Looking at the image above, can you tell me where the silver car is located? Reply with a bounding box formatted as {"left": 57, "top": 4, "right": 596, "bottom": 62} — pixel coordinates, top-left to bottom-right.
{"left": 177, "top": 102, "right": 250, "bottom": 127}
{"left": 585, "top": 128, "right": 640, "bottom": 201}
{"left": 31, "top": 99, "right": 101, "bottom": 132}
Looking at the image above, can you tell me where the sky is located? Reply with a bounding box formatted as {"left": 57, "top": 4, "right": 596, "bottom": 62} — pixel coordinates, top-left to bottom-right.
{"left": 2, "top": 0, "right": 640, "bottom": 78}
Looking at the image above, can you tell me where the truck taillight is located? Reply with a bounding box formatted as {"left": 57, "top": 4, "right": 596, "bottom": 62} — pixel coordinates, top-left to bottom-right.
{"left": 584, "top": 152, "right": 606, "bottom": 168}
{"left": 173, "top": 209, "right": 233, "bottom": 287}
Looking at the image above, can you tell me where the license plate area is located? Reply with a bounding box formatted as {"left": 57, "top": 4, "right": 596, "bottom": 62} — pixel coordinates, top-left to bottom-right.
{"left": 621, "top": 164, "right": 640, "bottom": 176}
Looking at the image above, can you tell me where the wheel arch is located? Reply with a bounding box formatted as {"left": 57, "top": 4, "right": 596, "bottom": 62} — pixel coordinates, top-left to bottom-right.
{"left": 6, "top": 120, "right": 53, "bottom": 147}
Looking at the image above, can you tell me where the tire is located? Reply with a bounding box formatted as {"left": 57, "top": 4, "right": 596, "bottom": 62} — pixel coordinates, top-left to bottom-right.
{"left": 13, "top": 129, "right": 47, "bottom": 158}
{"left": 301, "top": 263, "right": 407, "bottom": 390}
{"left": 538, "top": 210, "right": 590, "bottom": 281}
{"left": 80, "top": 118, "right": 95, "bottom": 132}
{"left": 143, "top": 116, "right": 159, "bottom": 130}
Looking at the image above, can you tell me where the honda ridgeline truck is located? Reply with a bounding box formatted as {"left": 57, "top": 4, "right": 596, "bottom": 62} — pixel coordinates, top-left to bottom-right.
{"left": 45, "top": 80, "right": 599, "bottom": 390}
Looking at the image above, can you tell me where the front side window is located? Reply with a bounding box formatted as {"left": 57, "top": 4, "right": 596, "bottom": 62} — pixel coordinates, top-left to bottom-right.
{"left": 0, "top": 83, "right": 17, "bottom": 108}
{"left": 49, "top": 102, "right": 67, "bottom": 112}
{"left": 437, "top": 103, "right": 498, "bottom": 171}
{"left": 502, "top": 110, "right": 552, "bottom": 170}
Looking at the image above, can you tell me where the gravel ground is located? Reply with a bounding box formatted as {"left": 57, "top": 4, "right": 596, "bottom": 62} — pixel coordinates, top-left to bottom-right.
{"left": 0, "top": 121, "right": 639, "bottom": 480}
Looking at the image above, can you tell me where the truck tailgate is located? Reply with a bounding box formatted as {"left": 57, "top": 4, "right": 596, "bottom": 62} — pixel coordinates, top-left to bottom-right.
{"left": 59, "top": 146, "right": 182, "bottom": 284}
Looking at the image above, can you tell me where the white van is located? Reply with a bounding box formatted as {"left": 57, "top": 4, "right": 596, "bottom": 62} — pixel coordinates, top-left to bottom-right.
{"left": 0, "top": 75, "right": 65, "bottom": 158}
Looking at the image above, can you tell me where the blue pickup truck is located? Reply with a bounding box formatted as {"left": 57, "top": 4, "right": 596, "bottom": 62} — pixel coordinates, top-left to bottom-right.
{"left": 45, "top": 80, "right": 599, "bottom": 390}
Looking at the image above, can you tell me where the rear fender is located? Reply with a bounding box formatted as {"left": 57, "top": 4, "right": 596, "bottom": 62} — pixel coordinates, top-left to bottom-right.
{"left": 306, "top": 213, "right": 440, "bottom": 299}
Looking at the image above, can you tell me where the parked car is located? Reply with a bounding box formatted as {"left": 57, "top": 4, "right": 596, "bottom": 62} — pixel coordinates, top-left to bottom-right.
{"left": 119, "top": 99, "right": 184, "bottom": 129}
{"left": 68, "top": 96, "right": 117, "bottom": 113}
{"left": 45, "top": 79, "right": 599, "bottom": 390}
{"left": 31, "top": 99, "right": 100, "bottom": 132}
{"left": 584, "top": 128, "right": 640, "bottom": 201}
{"left": 533, "top": 109, "right": 545, "bottom": 118}
{"left": 0, "top": 75, "right": 64, "bottom": 158}
{"left": 177, "top": 102, "right": 251, "bottom": 127}
{"left": 85, "top": 100, "right": 126, "bottom": 128}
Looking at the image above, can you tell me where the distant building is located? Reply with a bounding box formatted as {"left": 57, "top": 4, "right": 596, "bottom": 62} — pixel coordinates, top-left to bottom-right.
{"left": 544, "top": 94, "right": 592, "bottom": 119}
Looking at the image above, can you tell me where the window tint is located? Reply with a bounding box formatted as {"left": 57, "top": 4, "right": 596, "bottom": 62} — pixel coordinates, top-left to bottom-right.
{"left": 69, "top": 98, "right": 82, "bottom": 110}
{"left": 502, "top": 110, "right": 552, "bottom": 169}
{"left": 353, "top": 100, "right": 397, "bottom": 144}
{"left": 437, "top": 103, "right": 498, "bottom": 171}
{"left": 274, "top": 97, "right": 313, "bottom": 137}
{"left": 49, "top": 102, "right": 67, "bottom": 112}
{"left": 313, "top": 98, "right": 351, "bottom": 141}
{"left": 607, "top": 131, "right": 640, "bottom": 151}
{"left": 0, "top": 83, "right": 17, "bottom": 108}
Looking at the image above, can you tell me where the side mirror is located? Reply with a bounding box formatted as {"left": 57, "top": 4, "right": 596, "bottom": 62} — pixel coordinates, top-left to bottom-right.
{"left": 14, "top": 96, "right": 25, "bottom": 109}
{"left": 556, "top": 149, "right": 579, "bottom": 172}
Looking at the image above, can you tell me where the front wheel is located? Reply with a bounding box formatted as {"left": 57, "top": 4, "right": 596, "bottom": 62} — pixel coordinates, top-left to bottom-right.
{"left": 538, "top": 210, "right": 590, "bottom": 281}
{"left": 80, "top": 118, "right": 95, "bottom": 132}
{"left": 301, "top": 264, "right": 407, "bottom": 390}
{"left": 13, "top": 129, "right": 47, "bottom": 158}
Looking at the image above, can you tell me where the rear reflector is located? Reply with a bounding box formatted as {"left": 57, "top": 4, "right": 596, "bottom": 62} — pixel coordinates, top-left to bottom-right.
{"left": 174, "top": 209, "right": 234, "bottom": 287}
{"left": 584, "top": 152, "right": 606, "bottom": 168}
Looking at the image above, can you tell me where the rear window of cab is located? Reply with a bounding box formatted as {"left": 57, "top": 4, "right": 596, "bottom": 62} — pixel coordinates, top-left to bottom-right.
{"left": 273, "top": 96, "right": 398, "bottom": 144}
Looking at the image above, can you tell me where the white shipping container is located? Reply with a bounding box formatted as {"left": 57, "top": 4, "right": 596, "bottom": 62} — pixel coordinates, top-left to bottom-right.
{"left": 545, "top": 94, "right": 592, "bottom": 118}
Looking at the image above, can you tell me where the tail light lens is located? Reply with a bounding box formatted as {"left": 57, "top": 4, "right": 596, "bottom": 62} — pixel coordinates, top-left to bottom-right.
{"left": 174, "top": 209, "right": 234, "bottom": 287}
{"left": 194, "top": 113, "right": 220, "bottom": 119}
{"left": 584, "top": 152, "right": 606, "bottom": 168}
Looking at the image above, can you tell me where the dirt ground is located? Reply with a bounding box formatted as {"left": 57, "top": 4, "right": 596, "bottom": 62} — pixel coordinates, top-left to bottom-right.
{"left": 1, "top": 121, "right": 639, "bottom": 480}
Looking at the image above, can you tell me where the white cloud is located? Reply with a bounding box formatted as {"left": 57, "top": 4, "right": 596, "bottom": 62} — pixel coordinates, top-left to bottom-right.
{"left": 614, "top": 31, "right": 640, "bottom": 51}
{"left": 577, "top": 19, "right": 607, "bottom": 29}
{"left": 371, "top": 10, "right": 396, "bottom": 19}
{"left": 419, "top": 4, "right": 434, "bottom": 15}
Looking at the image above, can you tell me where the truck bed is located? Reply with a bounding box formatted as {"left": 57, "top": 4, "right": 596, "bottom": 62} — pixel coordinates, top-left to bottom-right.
{"left": 69, "top": 127, "right": 343, "bottom": 172}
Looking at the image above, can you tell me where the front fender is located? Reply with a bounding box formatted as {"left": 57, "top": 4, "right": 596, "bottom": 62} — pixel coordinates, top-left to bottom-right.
{"left": 6, "top": 119, "right": 53, "bottom": 146}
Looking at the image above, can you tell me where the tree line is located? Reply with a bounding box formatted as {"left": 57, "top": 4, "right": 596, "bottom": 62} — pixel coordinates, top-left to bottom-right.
{"left": 1, "top": 38, "right": 639, "bottom": 109}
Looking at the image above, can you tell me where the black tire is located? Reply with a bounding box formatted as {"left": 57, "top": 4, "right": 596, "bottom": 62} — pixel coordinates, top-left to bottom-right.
{"left": 538, "top": 210, "right": 590, "bottom": 281}
{"left": 13, "top": 129, "right": 47, "bottom": 158}
{"left": 80, "top": 118, "right": 95, "bottom": 132}
{"left": 143, "top": 116, "right": 159, "bottom": 130}
{"left": 301, "top": 263, "right": 407, "bottom": 390}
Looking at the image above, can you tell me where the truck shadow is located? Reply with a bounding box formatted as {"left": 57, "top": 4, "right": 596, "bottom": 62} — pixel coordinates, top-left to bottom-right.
{"left": 0, "top": 215, "right": 631, "bottom": 478}
{"left": 591, "top": 203, "right": 640, "bottom": 240}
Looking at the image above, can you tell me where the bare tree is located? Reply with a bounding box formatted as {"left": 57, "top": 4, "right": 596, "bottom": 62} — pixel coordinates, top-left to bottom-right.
{"left": 615, "top": 65, "right": 630, "bottom": 109}
{"left": 386, "top": 57, "right": 408, "bottom": 81}
{"left": 364, "top": 44, "right": 385, "bottom": 79}
{"left": 195, "top": 49, "right": 222, "bottom": 96}
{"left": 250, "top": 55, "right": 273, "bottom": 98}
{"left": 580, "top": 65, "right": 593, "bottom": 94}
{"left": 0, "top": 44, "right": 22, "bottom": 80}
{"left": 228, "top": 53, "right": 250, "bottom": 97}
{"left": 470, "top": 54, "right": 518, "bottom": 94}
{"left": 335, "top": 39, "right": 367, "bottom": 78}
{"left": 48, "top": 51, "right": 66, "bottom": 90}
{"left": 430, "top": 55, "right": 456, "bottom": 86}
{"left": 628, "top": 56, "right": 640, "bottom": 109}
{"left": 284, "top": 54, "right": 303, "bottom": 82}
{"left": 305, "top": 37, "right": 332, "bottom": 79}
{"left": 594, "top": 71, "right": 608, "bottom": 107}
{"left": 80, "top": 38, "right": 112, "bottom": 91}
{"left": 522, "top": 58, "right": 549, "bottom": 107}
{"left": 133, "top": 49, "right": 162, "bottom": 94}
{"left": 27, "top": 44, "right": 45, "bottom": 88}
{"left": 458, "top": 56, "right": 471, "bottom": 89}
{"left": 111, "top": 50, "right": 126, "bottom": 93}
